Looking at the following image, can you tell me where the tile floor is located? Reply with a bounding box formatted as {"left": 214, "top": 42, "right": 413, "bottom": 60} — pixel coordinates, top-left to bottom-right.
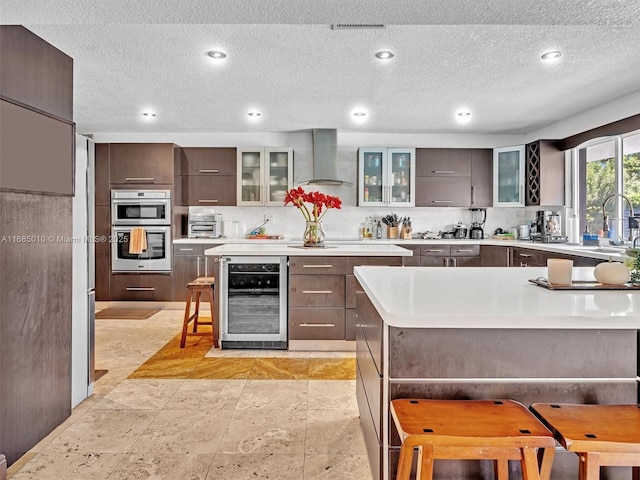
{"left": 7, "top": 309, "right": 373, "bottom": 480}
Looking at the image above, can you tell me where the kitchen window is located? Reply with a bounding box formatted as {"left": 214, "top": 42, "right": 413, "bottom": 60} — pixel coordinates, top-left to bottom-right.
{"left": 576, "top": 130, "right": 640, "bottom": 240}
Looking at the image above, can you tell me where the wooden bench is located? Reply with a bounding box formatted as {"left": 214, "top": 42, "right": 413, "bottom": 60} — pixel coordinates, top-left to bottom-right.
{"left": 391, "top": 398, "right": 556, "bottom": 480}
{"left": 180, "top": 277, "right": 218, "bottom": 348}
{"left": 531, "top": 403, "right": 640, "bottom": 480}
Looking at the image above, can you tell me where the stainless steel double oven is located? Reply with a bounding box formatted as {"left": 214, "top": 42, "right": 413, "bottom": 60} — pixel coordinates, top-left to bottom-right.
{"left": 111, "top": 190, "right": 172, "bottom": 272}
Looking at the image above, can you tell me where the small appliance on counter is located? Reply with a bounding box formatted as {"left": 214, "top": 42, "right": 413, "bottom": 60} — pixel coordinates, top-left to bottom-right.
{"left": 469, "top": 208, "right": 487, "bottom": 239}
{"left": 188, "top": 213, "right": 222, "bottom": 238}
{"left": 532, "top": 210, "right": 568, "bottom": 243}
{"left": 452, "top": 221, "right": 468, "bottom": 239}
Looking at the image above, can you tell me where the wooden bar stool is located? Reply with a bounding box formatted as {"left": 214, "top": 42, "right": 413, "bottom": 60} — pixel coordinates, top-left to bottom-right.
{"left": 390, "top": 399, "right": 556, "bottom": 480}
{"left": 180, "top": 277, "right": 218, "bottom": 349}
{"left": 530, "top": 403, "right": 640, "bottom": 480}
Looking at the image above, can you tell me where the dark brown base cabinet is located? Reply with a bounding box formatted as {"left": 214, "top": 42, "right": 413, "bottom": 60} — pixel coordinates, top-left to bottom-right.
{"left": 110, "top": 274, "right": 173, "bottom": 301}
{"left": 480, "top": 245, "right": 513, "bottom": 267}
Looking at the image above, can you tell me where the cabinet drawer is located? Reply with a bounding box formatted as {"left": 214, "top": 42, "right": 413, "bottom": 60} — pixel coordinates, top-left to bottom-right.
{"left": 110, "top": 273, "right": 173, "bottom": 301}
{"left": 346, "top": 274, "right": 361, "bottom": 309}
{"left": 288, "top": 308, "right": 345, "bottom": 340}
{"left": 513, "top": 247, "right": 542, "bottom": 267}
{"left": 451, "top": 256, "right": 480, "bottom": 267}
{"left": 415, "top": 177, "right": 472, "bottom": 207}
{"left": 450, "top": 245, "right": 480, "bottom": 256}
{"left": 182, "top": 147, "right": 236, "bottom": 176}
{"left": 289, "top": 276, "right": 345, "bottom": 307}
{"left": 345, "top": 309, "right": 357, "bottom": 341}
{"left": 289, "top": 256, "right": 347, "bottom": 275}
{"left": 173, "top": 243, "right": 204, "bottom": 256}
{"left": 421, "top": 245, "right": 451, "bottom": 256}
{"left": 416, "top": 148, "right": 472, "bottom": 176}
{"left": 183, "top": 175, "right": 236, "bottom": 206}
{"left": 346, "top": 256, "right": 402, "bottom": 271}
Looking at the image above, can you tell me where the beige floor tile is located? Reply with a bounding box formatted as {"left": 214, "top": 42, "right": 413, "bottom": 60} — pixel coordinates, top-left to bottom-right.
{"left": 217, "top": 410, "right": 307, "bottom": 455}
{"left": 164, "top": 379, "right": 246, "bottom": 410}
{"left": 308, "top": 380, "right": 358, "bottom": 411}
{"left": 129, "top": 409, "right": 232, "bottom": 454}
{"left": 107, "top": 453, "right": 214, "bottom": 480}
{"left": 236, "top": 380, "right": 308, "bottom": 412}
{"left": 305, "top": 410, "right": 368, "bottom": 455}
{"left": 207, "top": 452, "right": 304, "bottom": 480}
{"left": 258, "top": 350, "right": 311, "bottom": 358}
{"left": 93, "top": 379, "right": 184, "bottom": 409}
{"left": 303, "top": 454, "right": 373, "bottom": 480}
{"left": 42, "top": 409, "right": 158, "bottom": 454}
{"left": 204, "top": 348, "right": 261, "bottom": 358}
{"left": 309, "top": 351, "right": 356, "bottom": 359}
{"left": 8, "top": 452, "right": 124, "bottom": 480}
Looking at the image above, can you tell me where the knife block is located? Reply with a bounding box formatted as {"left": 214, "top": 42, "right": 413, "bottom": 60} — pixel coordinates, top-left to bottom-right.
{"left": 401, "top": 226, "right": 412, "bottom": 239}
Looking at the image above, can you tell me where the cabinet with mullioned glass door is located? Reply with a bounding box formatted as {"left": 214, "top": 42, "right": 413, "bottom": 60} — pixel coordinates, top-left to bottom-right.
{"left": 493, "top": 145, "right": 526, "bottom": 206}
{"left": 358, "top": 147, "right": 415, "bottom": 207}
{"left": 237, "top": 147, "right": 293, "bottom": 206}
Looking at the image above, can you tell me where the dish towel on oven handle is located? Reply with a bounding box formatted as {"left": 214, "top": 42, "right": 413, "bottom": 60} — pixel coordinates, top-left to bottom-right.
{"left": 129, "top": 227, "right": 147, "bottom": 254}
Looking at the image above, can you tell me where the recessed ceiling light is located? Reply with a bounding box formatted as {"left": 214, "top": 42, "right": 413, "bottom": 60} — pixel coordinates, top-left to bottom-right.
{"left": 541, "top": 51, "right": 562, "bottom": 60}
{"left": 457, "top": 111, "right": 471, "bottom": 117}
{"left": 142, "top": 112, "right": 156, "bottom": 118}
{"left": 247, "top": 112, "right": 261, "bottom": 117}
{"left": 375, "top": 50, "right": 394, "bottom": 60}
{"left": 207, "top": 50, "right": 227, "bottom": 60}
{"left": 353, "top": 112, "right": 367, "bottom": 117}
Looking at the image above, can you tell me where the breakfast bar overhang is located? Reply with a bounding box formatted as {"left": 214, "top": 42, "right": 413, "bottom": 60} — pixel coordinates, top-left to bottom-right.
{"left": 353, "top": 266, "right": 639, "bottom": 480}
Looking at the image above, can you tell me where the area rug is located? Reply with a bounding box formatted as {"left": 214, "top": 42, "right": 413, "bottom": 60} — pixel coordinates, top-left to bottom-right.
{"left": 128, "top": 327, "right": 356, "bottom": 381}
{"left": 95, "top": 308, "right": 160, "bottom": 320}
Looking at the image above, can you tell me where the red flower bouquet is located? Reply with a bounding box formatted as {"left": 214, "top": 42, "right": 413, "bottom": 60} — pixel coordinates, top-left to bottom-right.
{"left": 284, "top": 187, "right": 342, "bottom": 246}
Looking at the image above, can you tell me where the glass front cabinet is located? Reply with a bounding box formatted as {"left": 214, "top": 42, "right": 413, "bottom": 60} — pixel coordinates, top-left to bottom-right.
{"left": 358, "top": 147, "right": 415, "bottom": 207}
{"left": 237, "top": 147, "right": 293, "bottom": 206}
{"left": 493, "top": 145, "right": 525, "bottom": 207}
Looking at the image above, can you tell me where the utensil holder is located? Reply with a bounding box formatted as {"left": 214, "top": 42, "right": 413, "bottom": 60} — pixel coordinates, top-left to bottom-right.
{"left": 387, "top": 226, "right": 399, "bottom": 239}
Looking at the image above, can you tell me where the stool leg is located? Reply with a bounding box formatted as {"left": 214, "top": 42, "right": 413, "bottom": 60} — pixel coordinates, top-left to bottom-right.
{"left": 193, "top": 291, "right": 201, "bottom": 332}
{"left": 180, "top": 291, "right": 192, "bottom": 348}
{"left": 416, "top": 445, "right": 434, "bottom": 480}
{"left": 494, "top": 459, "right": 509, "bottom": 480}
{"left": 396, "top": 443, "right": 414, "bottom": 480}
{"left": 521, "top": 447, "right": 541, "bottom": 480}
{"left": 578, "top": 453, "right": 600, "bottom": 480}
{"left": 633, "top": 467, "right": 640, "bottom": 480}
{"left": 208, "top": 287, "right": 219, "bottom": 348}
{"left": 538, "top": 446, "right": 555, "bottom": 480}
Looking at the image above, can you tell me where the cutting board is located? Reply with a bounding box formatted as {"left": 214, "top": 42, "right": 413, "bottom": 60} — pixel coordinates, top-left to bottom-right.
{"left": 245, "top": 234, "right": 284, "bottom": 240}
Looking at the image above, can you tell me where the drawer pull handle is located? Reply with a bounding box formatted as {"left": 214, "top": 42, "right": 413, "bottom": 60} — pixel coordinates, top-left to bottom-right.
{"left": 179, "top": 248, "right": 194, "bottom": 251}
{"left": 432, "top": 170, "right": 454, "bottom": 174}
{"left": 198, "top": 169, "right": 219, "bottom": 173}
{"left": 302, "top": 264, "right": 333, "bottom": 268}
{"left": 519, "top": 253, "right": 533, "bottom": 257}
{"left": 300, "top": 323, "right": 335, "bottom": 327}
{"left": 198, "top": 199, "right": 219, "bottom": 203}
{"left": 425, "top": 249, "right": 444, "bottom": 253}
{"left": 432, "top": 200, "right": 453, "bottom": 203}
{"left": 302, "top": 290, "right": 332, "bottom": 294}
{"left": 125, "top": 177, "right": 154, "bottom": 182}
{"left": 125, "top": 287, "right": 156, "bottom": 291}
{"left": 455, "top": 249, "right": 474, "bottom": 253}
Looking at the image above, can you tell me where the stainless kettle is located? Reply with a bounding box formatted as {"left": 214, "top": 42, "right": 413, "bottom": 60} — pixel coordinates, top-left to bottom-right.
{"left": 453, "top": 222, "right": 468, "bottom": 239}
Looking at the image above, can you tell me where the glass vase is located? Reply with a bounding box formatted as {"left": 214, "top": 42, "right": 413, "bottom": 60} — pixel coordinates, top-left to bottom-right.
{"left": 303, "top": 221, "right": 326, "bottom": 247}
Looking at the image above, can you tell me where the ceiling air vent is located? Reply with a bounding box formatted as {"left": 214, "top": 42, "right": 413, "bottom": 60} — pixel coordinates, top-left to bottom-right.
{"left": 331, "top": 24, "right": 386, "bottom": 30}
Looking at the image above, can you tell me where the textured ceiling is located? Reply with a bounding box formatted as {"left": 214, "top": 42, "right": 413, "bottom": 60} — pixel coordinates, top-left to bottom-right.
{"left": 3, "top": 1, "right": 640, "bottom": 135}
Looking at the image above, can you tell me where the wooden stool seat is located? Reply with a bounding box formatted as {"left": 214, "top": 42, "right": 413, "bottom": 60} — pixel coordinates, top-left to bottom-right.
{"left": 530, "top": 403, "right": 640, "bottom": 480}
{"left": 391, "top": 399, "right": 556, "bottom": 480}
{"left": 181, "top": 277, "right": 218, "bottom": 349}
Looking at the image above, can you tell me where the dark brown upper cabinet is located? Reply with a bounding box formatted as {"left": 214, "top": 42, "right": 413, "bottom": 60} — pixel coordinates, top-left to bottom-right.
{"left": 109, "top": 143, "right": 176, "bottom": 185}
{"left": 525, "top": 140, "right": 565, "bottom": 206}
{"left": 181, "top": 147, "right": 237, "bottom": 206}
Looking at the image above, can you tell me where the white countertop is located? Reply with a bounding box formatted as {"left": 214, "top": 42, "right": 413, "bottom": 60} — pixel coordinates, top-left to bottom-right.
{"left": 178, "top": 237, "right": 630, "bottom": 261}
{"left": 354, "top": 266, "right": 640, "bottom": 330}
{"left": 204, "top": 243, "right": 412, "bottom": 256}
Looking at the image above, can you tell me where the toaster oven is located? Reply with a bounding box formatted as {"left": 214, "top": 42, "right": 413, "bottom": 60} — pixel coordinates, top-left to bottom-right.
{"left": 188, "top": 213, "right": 222, "bottom": 238}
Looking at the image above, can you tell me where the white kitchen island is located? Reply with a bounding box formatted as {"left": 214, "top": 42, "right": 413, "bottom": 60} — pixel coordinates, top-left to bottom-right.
{"left": 353, "top": 266, "right": 640, "bottom": 480}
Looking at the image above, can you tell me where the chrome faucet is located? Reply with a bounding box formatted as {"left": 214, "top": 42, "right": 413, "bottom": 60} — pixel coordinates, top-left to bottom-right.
{"left": 601, "top": 193, "right": 636, "bottom": 242}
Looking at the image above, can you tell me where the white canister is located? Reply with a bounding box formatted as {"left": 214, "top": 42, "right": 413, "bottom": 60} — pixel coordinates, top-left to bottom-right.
{"left": 510, "top": 227, "right": 519, "bottom": 239}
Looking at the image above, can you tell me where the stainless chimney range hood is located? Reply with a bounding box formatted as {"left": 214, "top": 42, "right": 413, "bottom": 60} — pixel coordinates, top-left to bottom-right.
{"left": 297, "top": 128, "right": 352, "bottom": 186}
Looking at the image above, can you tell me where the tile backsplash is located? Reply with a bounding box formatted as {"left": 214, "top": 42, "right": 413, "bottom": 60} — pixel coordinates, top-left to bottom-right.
{"left": 189, "top": 205, "right": 565, "bottom": 240}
